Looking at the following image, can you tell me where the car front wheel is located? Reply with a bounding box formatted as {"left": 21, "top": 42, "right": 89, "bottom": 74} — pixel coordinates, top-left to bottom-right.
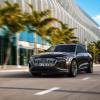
{"left": 86, "top": 61, "right": 93, "bottom": 73}
{"left": 69, "top": 60, "right": 78, "bottom": 77}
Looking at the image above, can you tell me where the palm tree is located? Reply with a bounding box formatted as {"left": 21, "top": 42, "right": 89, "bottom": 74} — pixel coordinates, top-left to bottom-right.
{"left": 24, "top": 4, "right": 59, "bottom": 52}
{"left": 0, "top": 1, "right": 60, "bottom": 66}
{"left": 44, "top": 22, "right": 79, "bottom": 45}
{"left": 93, "top": 41, "right": 100, "bottom": 49}
{"left": 59, "top": 22, "right": 78, "bottom": 43}
{"left": 44, "top": 26, "right": 62, "bottom": 45}
{"left": 88, "top": 41, "right": 100, "bottom": 63}
{"left": 0, "top": 1, "right": 26, "bottom": 66}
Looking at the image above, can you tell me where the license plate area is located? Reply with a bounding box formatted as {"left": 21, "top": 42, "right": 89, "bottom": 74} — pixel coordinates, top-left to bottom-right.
{"left": 33, "top": 58, "right": 57, "bottom": 66}
{"left": 38, "top": 63, "right": 52, "bottom": 66}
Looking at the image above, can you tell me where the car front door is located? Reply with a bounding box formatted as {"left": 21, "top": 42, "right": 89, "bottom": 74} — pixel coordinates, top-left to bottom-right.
{"left": 76, "top": 45, "right": 87, "bottom": 70}
{"left": 76, "top": 45, "right": 84, "bottom": 69}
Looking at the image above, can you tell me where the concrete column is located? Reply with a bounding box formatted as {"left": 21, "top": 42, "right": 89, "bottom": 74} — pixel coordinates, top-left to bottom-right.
{"left": 16, "top": 33, "right": 21, "bottom": 68}
{"left": 22, "top": 0, "right": 25, "bottom": 12}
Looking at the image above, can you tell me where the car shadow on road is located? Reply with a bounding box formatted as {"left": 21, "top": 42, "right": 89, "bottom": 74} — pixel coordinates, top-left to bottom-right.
{"left": 0, "top": 71, "right": 100, "bottom": 79}
{"left": 0, "top": 72, "right": 71, "bottom": 79}
{"left": 0, "top": 86, "right": 100, "bottom": 95}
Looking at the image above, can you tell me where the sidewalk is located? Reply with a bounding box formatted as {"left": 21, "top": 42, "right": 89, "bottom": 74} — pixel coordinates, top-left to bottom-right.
{"left": 0, "top": 65, "right": 28, "bottom": 70}
{"left": 93, "top": 63, "right": 100, "bottom": 67}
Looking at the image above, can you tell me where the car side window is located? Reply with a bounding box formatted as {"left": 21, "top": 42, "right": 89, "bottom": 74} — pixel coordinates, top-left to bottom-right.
{"left": 76, "top": 45, "right": 87, "bottom": 53}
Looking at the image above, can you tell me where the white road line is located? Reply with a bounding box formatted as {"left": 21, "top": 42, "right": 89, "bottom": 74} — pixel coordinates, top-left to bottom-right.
{"left": 82, "top": 77, "right": 90, "bottom": 80}
{"left": 34, "top": 87, "right": 60, "bottom": 96}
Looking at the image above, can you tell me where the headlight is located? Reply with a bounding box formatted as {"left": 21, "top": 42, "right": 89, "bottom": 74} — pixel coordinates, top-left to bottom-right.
{"left": 56, "top": 56, "right": 72, "bottom": 62}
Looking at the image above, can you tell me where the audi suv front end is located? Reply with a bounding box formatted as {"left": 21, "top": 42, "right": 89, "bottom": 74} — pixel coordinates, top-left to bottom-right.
{"left": 29, "top": 44, "right": 93, "bottom": 77}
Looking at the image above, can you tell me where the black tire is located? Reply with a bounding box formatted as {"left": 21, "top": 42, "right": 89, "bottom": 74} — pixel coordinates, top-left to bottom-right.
{"left": 86, "top": 61, "right": 93, "bottom": 73}
{"left": 69, "top": 60, "right": 78, "bottom": 77}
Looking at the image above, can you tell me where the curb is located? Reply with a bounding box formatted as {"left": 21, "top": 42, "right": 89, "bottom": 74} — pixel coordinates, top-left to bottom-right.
{"left": 93, "top": 63, "right": 100, "bottom": 67}
{"left": 0, "top": 65, "right": 28, "bottom": 70}
{"left": 93, "top": 64, "right": 100, "bottom": 67}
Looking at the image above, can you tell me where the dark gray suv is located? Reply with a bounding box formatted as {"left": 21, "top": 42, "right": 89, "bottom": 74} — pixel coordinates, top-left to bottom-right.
{"left": 29, "top": 44, "right": 93, "bottom": 77}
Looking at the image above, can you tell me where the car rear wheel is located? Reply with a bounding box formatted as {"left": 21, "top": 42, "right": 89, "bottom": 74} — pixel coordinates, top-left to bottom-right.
{"left": 86, "top": 61, "right": 93, "bottom": 73}
{"left": 69, "top": 60, "right": 78, "bottom": 77}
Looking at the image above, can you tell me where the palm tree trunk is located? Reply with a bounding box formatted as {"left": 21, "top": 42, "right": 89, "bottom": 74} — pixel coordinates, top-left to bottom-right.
{"left": 34, "top": 33, "right": 38, "bottom": 54}
{"left": 34, "top": 42, "right": 37, "bottom": 54}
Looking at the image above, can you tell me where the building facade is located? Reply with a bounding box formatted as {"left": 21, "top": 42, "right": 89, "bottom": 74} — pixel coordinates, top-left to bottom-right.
{"left": 0, "top": 0, "right": 100, "bottom": 65}
{"left": 14, "top": 0, "right": 99, "bottom": 43}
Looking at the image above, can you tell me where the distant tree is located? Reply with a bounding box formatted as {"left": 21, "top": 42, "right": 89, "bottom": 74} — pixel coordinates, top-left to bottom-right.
{"left": 88, "top": 40, "right": 100, "bottom": 63}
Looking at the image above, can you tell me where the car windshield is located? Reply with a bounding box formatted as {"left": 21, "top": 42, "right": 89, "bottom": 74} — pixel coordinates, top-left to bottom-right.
{"left": 47, "top": 45, "right": 76, "bottom": 52}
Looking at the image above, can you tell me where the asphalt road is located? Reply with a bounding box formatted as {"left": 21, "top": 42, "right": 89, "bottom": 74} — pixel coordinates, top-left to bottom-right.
{"left": 0, "top": 66, "right": 100, "bottom": 100}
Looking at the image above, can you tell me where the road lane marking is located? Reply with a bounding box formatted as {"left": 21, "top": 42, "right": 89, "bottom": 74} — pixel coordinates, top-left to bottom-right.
{"left": 82, "top": 77, "right": 90, "bottom": 80}
{"left": 34, "top": 87, "right": 60, "bottom": 95}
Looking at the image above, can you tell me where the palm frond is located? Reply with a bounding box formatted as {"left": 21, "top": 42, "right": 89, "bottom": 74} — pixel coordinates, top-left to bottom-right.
{"left": 38, "top": 18, "right": 59, "bottom": 27}
{"left": 39, "top": 9, "right": 51, "bottom": 17}
{"left": 46, "top": 26, "right": 61, "bottom": 35}
{"left": 27, "top": 3, "right": 34, "bottom": 9}
{"left": 4, "top": 1, "right": 12, "bottom": 7}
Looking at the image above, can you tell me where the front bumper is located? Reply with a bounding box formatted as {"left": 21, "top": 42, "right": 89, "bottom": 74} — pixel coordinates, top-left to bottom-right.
{"left": 29, "top": 62, "right": 70, "bottom": 75}
{"left": 30, "top": 67, "right": 69, "bottom": 75}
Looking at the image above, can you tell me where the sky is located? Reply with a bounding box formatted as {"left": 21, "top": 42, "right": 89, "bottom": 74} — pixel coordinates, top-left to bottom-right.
{"left": 76, "top": 0, "right": 100, "bottom": 26}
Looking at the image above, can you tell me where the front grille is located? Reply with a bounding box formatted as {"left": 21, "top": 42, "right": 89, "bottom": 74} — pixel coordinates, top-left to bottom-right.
{"left": 33, "top": 58, "right": 57, "bottom": 66}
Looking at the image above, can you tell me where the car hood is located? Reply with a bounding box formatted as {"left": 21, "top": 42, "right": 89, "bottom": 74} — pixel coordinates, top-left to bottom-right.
{"left": 34, "top": 52, "right": 75, "bottom": 58}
